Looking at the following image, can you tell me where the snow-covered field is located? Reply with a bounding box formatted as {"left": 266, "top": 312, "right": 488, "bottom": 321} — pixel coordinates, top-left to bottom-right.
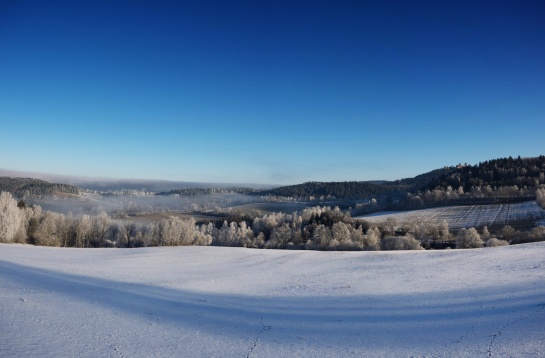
{"left": 357, "top": 201, "right": 545, "bottom": 229}
{"left": 1, "top": 243, "right": 545, "bottom": 357}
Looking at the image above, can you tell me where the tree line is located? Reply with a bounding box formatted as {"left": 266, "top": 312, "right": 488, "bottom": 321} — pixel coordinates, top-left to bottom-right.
{"left": 2, "top": 191, "right": 543, "bottom": 250}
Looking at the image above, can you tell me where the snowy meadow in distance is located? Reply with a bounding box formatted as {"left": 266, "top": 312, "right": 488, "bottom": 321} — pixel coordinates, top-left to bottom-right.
{"left": 1, "top": 243, "right": 545, "bottom": 357}
{"left": 357, "top": 201, "right": 545, "bottom": 229}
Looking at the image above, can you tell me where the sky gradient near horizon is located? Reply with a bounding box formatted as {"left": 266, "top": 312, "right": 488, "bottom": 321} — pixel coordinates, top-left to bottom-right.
{"left": 1, "top": 1, "right": 544, "bottom": 185}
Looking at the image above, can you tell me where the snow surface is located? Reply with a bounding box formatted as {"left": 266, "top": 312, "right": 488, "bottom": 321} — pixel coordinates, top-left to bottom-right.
{"left": 1, "top": 243, "right": 545, "bottom": 357}
{"left": 357, "top": 201, "right": 545, "bottom": 229}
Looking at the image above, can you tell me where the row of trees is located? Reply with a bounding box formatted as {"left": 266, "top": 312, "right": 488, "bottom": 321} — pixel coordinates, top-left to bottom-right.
{"left": 1, "top": 191, "right": 543, "bottom": 250}
{"left": 0, "top": 192, "right": 214, "bottom": 247}
{"left": 32, "top": 212, "right": 216, "bottom": 248}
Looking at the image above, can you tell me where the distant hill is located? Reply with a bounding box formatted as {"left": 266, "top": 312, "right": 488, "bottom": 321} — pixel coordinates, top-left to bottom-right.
{"left": 393, "top": 167, "right": 456, "bottom": 188}
{"left": 0, "top": 177, "right": 79, "bottom": 197}
{"left": 75, "top": 180, "right": 274, "bottom": 193}
{"left": 0, "top": 169, "right": 275, "bottom": 192}
{"left": 2, "top": 155, "right": 543, "bottom": 200}
{"left": 252, "top": 181, "right": 394, "bottom": 199}
{"left": 156, "top": 187, "right": 257, "bottom": 196}
{"left": 420, "top": 156, "right": 545, "bottom": 191}
{"left": 251, "top": 155, "right": 545, "bottom": 201}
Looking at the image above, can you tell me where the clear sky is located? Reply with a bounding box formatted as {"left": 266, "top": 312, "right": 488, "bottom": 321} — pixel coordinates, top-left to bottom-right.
{"left": 1, "top": 1, "right": 544, "bottom": 185}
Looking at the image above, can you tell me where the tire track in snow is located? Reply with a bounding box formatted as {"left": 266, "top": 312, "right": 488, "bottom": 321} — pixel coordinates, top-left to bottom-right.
{"left": 465, "top": 286, "right": 484, "bottom": 338}
{"left": 486, "top": 302, "right": 545, "bottom": 357}
{"left": 426, "top": 252, "right": 483, "bottom": 357}
{"left": 246, "top": 316, "right": 271, "bottom": 358}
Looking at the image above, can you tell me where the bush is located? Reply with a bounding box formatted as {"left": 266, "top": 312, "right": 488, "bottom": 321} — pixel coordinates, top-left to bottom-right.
{"left": 455, "top": 228, "right": 483, "bottom": 249}
{"left": 381, "top": 235, "right": 423, "bottom": 251}
{"left": 486, "top": 238, "right": 509, "bottom": 247}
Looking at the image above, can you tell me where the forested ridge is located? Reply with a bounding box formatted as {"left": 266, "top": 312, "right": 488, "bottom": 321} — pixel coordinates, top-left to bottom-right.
{"left": 420, "top": 156, "right": 545, "bottom": 191}
{"left": 251, "top": 156, "right": 545, "bottom": 201}
{"left": 0, "top": 177, "right": 79, "bottom": 197}
{"left": 252, "top": 181, "right": 395, "bottom": 199}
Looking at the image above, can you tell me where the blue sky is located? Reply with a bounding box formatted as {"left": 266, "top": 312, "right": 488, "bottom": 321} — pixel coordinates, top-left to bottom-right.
{"left": 1, "top": 1, "right": 544, "bottom": 185}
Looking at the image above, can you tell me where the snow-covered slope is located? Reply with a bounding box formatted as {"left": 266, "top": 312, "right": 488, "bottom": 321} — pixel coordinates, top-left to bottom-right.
{"left": 357, "top": 201, "right": 545, "bottom": 229}
{"left": 1, "top": 243, "right": 544, "bottom": 357}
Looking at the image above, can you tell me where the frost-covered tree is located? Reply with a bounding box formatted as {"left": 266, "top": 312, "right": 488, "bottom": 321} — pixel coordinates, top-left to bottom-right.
{"left": 500, "top": 225, "right": 516, "bottom": 242}
{"left": 481, "top": 226, "right": 491, "bottom": 240}
{"left": 92, "top": 212, "right": 111, "bottom": 247}
{"left": 179, "top": 217, "right": 196, "bottom": 245}
{"left": 20, "top": 204, "right": 42, "bottom": 244}
{"left": 536, "top": 188, "right": 545, "bottom": 208}
{"left": 528, "top": 226, "right": 545, "bottom": 242}
{"left": 214, "top": 220, "right": 251, "bottom": 247}
{"left": 73, "top": 214, "right": 92, "bottom": 248}
{"left": 237, "top": 221, "right": 254, "bottom": 247}
{"left": 455, "top": 227, "right": 483, "bottom": 249}
{"left": 119, "top": 221, "right": 139, "bottom": 248}
{"left": 382, "top": 217, "right": 397, "bottom": 235}
{"left": 34, "top": 211, "right": 62, "bottom": 246}
{"left": 194, "top": 222, "right": 214, "bottom": 246}
{"left": 362, "top": 226, "right": 381, "bottom": 250}
{"left": 266, "top": 223, "right": 293, "bottom": 249}
{"left": 142, "top": 222, "right": 159, "bottom": 247}
{"left": 331, "top": 222, "right": 355, "bottom": 250}
{"left": 57, "top": 213, "right": 73, "bottom": 247}
{"left": 305, "top": 224, "right": 332, "bottom": 250}
{"left": 255, "top": 232, "right": 266, "bottom": 247}
{"left": 0, "top": 191, "right": 24, "bottom": 243}
{"left": 158, "top": 216, "right": 183, "bottom": 246}
{"left": 349, "top": 225, "right": 364, "bottom": 249}
{"left": 439, "top": 220, "right": 451, "bottom": 242}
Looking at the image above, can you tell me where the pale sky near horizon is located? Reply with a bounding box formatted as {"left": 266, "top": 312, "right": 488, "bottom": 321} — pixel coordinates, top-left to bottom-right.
{"left": 1, "top": 1, "right": 544, "bottom": 185}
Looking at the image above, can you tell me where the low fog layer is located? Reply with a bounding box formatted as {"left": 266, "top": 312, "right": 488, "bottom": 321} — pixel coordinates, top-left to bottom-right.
{"left": 26, "top": 193, "right": 258, "bottom": 216}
